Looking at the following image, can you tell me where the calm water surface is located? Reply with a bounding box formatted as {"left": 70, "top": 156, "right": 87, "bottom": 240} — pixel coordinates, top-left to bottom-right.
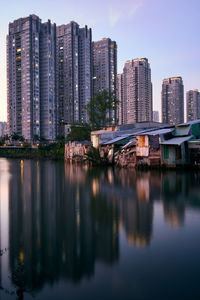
{"left": 0, "top": 158, "right": 199, "bottom": 300}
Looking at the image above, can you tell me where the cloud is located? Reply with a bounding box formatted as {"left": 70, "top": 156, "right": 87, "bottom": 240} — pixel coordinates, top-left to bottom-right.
{"left": 108, "top": 0, "right": 143, "bottom": 27}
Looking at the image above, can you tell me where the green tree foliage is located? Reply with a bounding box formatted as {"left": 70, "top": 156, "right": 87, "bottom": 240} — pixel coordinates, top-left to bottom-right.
{"left": 11, "top": 132, "right": 25, "bottom": 142}
{"left": 85, "top": 146, "right": 108, "bottom": 165}
{"left": 0, "top": 135, "right": 9, "bottom": 145}
{"left": 87, "top": 90, "right": 118, "bottom": 130}
{"left": 33, "top": 134, "right": 40, "bottom": 142}
{"left": 66, "top": 123, "right": 91, "bottom": 142}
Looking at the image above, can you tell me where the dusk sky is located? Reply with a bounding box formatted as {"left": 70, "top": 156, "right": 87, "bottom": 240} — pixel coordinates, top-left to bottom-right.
{"left": 0, "top": 0, "right": 200, "bottom": 121}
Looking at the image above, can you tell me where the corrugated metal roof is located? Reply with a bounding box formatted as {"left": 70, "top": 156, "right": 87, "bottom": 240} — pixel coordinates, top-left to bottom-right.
{"left": 138, "top": 128, "right": 174, "bottom": 136}
{"left": 188, "top": 139, "right": 200, "bottom": 144}
{"left": 174, "top": 126, "right": 191, "bottom": 136}
{"left": 160, "top": 136, "right": 193, "bottom": 146}
{"left": 102, "top": 134, "right": 133, "bottom": 145}
{"left": 101, "top": 128, "right": 154, "bottom": 145}
{"left": 178, "top": 120, "right": 200, "bottom": 126}
{"left": 122, "top": 138, "right": 136, "bottom": 149}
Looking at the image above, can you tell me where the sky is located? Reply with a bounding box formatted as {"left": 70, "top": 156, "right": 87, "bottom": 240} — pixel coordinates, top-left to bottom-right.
{"left": 0, "top": 0, "right": 200, "bottom": 121}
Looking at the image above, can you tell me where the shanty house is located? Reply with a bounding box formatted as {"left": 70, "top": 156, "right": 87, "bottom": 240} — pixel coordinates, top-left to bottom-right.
{"left": 161, "top": 120, "right": 200, "bottom": 167}
{"left": 135, "top": 128, "right": 174, "bottom": 167}
{"left": 188, "top": 139, "right": 200, "bottom": 166}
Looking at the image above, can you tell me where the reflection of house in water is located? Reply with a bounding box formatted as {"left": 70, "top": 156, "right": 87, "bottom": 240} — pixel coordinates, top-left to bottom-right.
{"left": 125, "top": 173, "right": 153, "bottom": 247}
{"left": 8, "top": 161, "right": 119, "bottom": 294}
{"left": 163, "top": 203, "right": 185, "bottom": 228}
{"left": 136, "top": 176, "right": 150, "bottom": 202}
{"left": 161, "top": 171, "right": 200, "bottom": 227}
{"left": 161, "top": 172, "right": 185, "bottom": 227}
{"left": 120, "top": 196, "right": 153, "bottom": 247}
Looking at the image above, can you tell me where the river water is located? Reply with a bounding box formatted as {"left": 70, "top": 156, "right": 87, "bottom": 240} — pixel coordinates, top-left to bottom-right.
{"left": 0, "top": 158, "right": 199, "bottom": 300}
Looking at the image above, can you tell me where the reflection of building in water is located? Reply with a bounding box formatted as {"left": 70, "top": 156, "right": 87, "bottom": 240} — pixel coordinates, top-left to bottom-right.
{"left": 92, "top": 179, "right": 100, "bottom": 196}
{"left": 162, "top": 173, "right": 185, "bottom": 227}
{"left": 115, "top": 168, "right": 137, "bottom": 189}
{"left": 136, "top": 171, "right": 162, "bottom": 202}
{"left": 8, "top": 161, "right": 200, "bottom": 296}
{"left": 64, "top": 165, "right": 119, "bottom": 265}
{"left": 97, "top": 168, "right": 154, "bottom": 248}
{"left": 163, "top": 203, "right": 185, "bottom": 228}
{"left": 136, "top": 177, "right": 150, "bottom": 202}
{"left": 120, "top": 196, "right": 153, "bottom": 247}
{"left": 64, "top": 163, "right": 89, "bottom": 185}
{"left": 90, "top": 193, "right": 119, "bottom": 263}
{"left": 8, "top": 161, "right": 119, "bottom": 293}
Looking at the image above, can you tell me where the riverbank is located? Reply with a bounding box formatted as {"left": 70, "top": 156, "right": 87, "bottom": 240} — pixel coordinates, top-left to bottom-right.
{"left": 0, "top": 144, "right": 64, "bottom": 160}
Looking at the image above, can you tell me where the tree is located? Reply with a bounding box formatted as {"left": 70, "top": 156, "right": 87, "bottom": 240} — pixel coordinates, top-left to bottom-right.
{"left": 56, "top": 135, "right": 65, "bottom": 141}
{"left": 85, "top": 146, "right": 108, "bottom": 165}
{"left": 11, "top": 132, "right": 25, "bottom": 142}
{"left": 66, "top": 123, "right": 91, "bottom": 142}
{"left": 33, "top": 134, "right": 40, "bottom": 142}
{"left": 0, "top": 134, "right": 9, "bottom": 145}
{"left": 87, "top": 90, "right": 118, "bottom": 130}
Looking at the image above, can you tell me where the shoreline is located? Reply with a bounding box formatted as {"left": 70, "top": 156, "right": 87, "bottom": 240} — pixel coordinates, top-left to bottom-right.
{"left": 0, "top": 147, "right": 64, "bottom": 160}
{"left": 0, "top": 151, "right": 199, "bottom": 170}
{"left": 64, "top": 158, "right": 200, "bottom": 171}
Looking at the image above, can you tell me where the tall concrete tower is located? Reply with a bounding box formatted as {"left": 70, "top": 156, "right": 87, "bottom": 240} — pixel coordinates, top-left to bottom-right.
{"left": 93, "top": 38, "right": 117, "bottom": 125}
{"left": 7, "top": 15, "right": 57, "bottom": 140}
{"left": 162, "top": 77, "right": 184, "bottom": 125}
{"left": 186, "top": 90, "right": 200, "bottom": 122}
{"left": 56, "top": 22, "right": 92, "bottom": 135}
{"left": 121, "top": 58, "right": 152, "bottom": 124}
{"left": 40, "top": 21, "right": 57, "bottom": 140}
{"left": 117, "top": 73, "right": 124, "bottom": 125}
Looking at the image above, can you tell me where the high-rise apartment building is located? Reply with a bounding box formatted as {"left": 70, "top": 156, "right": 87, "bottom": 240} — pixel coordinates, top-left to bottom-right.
{"left": 153, "top": 111, "right": 159, "bottom": 122}
{"left": 120, "top": 58, "right": 152, "bottom": 124}
{"left": 56, "top": 22, "right": 92, "bottom": 134}
{"left": 93, "top": 38, "right": 117, "bottom": 125}
{"left": 162, "top": 77, "right": 184, "bottom": 125}
{"left": 7, "top": 15, "right": 57, "bottom": 140}
{"left": 40, "top": 21, "right": 57, "bottom": 140}
{"left": 186, "top": 90, "right": 200, "bottom": 122}
{"left": 0, "top": 122, "right": 7, "bottom": 137}
{"left": 7, "top": 15, "right": 41, "bottom": 139}
{"left": 117, "top": 74, "right": 124, "bottom": 125}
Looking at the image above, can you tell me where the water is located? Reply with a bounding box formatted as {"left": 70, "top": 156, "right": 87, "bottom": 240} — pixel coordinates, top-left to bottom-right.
{"left": 0, "top": 158, "right": 199, "bottom": 300}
